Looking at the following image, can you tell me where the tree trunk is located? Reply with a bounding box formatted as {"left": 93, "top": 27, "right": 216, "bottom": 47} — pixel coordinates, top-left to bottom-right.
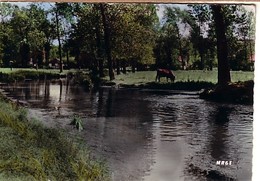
{"left": 177, "top": 31, "right": 185, "bottom": 70}
{"left": 44, "top": 42, "right": 51, "bottom": 66}
{"left": 241, "top": 33, "right": 247, "bottom": 70}
{"left": 94, "top": 4, "right": 104, "bottom": 77}
{"left": 99, "top": 3, "right": 114, "bottom": 80}
{"left": 20, "top": 42, "right": 30, "bottom": 67}
{"left": 96, "top": 35, "right": 104, "bottom": 77}
{"left": 116, "top": 59, "right": 120, "bottom": 75}
{"left": 66, "top": 49, "right": 69, "bottom": 68}
{"left": 131, "top": 58, "right": 136, "bottom": 73}
{"left": 166, "top": 46, "right": 172, "bottom": 68}
{"left": 122, "top": 59, "right": 126, "bottom": 74}
{"left": 209, "top": 49, "right": 214, "bottom": 71}
{"left": 211, "top": 5, "right": 231, "bottom": 85}
{"left": 55, "top": 10, "right": 63, "bottom": 73}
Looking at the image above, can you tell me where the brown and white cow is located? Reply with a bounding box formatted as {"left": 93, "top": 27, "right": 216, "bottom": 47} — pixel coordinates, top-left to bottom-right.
{"left": 155, "top": 69, "right": 175, "bottom": 82}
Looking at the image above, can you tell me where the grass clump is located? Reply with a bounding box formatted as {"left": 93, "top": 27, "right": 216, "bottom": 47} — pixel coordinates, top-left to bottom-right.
{"left": 70, "top": 115, "right": 83, "bottom": 131}
{"left": 0, "top": 97, "right": 110, "bottom": 181}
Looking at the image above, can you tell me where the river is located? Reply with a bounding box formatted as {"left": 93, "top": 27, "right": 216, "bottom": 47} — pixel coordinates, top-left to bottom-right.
{"left": 0, "top": 79, "right": 253, "bottom": 181}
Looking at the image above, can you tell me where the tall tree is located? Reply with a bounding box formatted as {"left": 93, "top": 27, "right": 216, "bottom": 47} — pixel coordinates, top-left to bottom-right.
{"left": 188, "top": 5, "right": 211, "bottom": 70}
{"left": 211, "top": 5, "right": 231, "bottom": 85}
{"left": 99, "top": 3, "right": 114, "bottom": 80}
{"left": 162, "top": 6, "right": 192, "bottom": 70}
{"left": 51, "top": 3, "right": 75, "bottom": 72}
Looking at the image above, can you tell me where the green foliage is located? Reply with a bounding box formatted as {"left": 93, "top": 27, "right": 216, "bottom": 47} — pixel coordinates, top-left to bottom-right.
{"left": 69, "top": 3, "right": 158, "bottom": 74}
{"left": 0, "top": 3, "right": 53, "bottom": 68}
{"left": 72, "top": 71, "right": 92, "bottom": 89}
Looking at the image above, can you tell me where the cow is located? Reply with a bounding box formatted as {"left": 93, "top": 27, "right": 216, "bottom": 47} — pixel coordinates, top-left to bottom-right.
{"left": 155, "top": 69, "right": 175, "bottom": 82}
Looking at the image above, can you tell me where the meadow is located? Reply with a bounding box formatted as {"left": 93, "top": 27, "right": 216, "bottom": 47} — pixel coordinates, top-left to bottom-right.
{"left": 0, "top": 68, "right": 254, "bottom": 84}
{"left": 111, "top": 70, "right": 254, "bottom": 85}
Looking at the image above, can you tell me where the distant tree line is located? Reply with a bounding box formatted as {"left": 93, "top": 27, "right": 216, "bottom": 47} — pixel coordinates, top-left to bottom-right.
{"left": 0, "top": 3, "right": 255, "bottom": 81}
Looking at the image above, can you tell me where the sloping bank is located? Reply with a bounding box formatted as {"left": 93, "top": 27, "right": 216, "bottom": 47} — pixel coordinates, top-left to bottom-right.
{"left": 0, "top": 93, "right": 110, "bottom": 181}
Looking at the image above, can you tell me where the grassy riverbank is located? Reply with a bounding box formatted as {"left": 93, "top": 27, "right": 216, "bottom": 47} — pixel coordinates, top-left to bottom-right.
{"left": 105, "top": 70, "right": 254, "bottom": 91}
{"left": 110, "top": 70, "right": 254, "bottom": 85}
{"left": 105, "top": 70, "right": 254, "bottom": 104}
{"left": 0, "top": 68, "right": 71, "bottom": 74}
{"left": 0, "top": 96, "right": 110, "bottom": 181}
{"left": 0, "top": 68, "right": 71, "bottom": 83}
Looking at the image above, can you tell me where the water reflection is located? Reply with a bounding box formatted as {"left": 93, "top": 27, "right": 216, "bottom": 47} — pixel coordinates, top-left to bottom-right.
{"left": 0, "top": 79, "right": 253, "bottom": 181}
{"left": 209, "top": 106, "right": 233, "bottom": 160}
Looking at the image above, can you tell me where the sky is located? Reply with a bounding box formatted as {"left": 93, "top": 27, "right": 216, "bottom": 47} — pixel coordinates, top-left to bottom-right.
{"left": 5, "top": 2, "right": 255, "bottom": 23}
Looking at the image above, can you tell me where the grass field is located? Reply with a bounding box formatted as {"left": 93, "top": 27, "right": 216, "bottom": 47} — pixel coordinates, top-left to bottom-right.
{"left": 0, "top": 68, "right": 254, "bottom": 87}
{"left": 111, "top": 70, "right": 254, "bottom": 85}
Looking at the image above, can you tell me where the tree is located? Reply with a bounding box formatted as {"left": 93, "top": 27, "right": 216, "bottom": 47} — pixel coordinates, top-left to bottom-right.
{"left": 99, "top": 3, "right": 114, "bottom": 80}
{"left": 69, "top": 3, "right": 158, "bottom": 78}
{"left": 1, "top": 3, "right": 55, "bottom": 68}
{"left": 0, "top": 3, "right": 18, "bottom": 67}
{"left": 109, "top": 4, "right": 158, "bottom": 73}
{"left": 211, "top": 5, "right": 231, "bottom": 85}
{"left": 188, "top": 5, "right": 212, "bottom": 70}
{"left": 159, "top": 6, "right": 194, "bottom": 70}
{"left": 51, "top": 3, "right": 75, "bottom": 72}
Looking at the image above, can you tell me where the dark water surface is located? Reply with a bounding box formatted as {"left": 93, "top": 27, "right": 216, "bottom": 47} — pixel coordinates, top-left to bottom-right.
{"left": 0, "top": 80, "right": 253, "bottom": 181}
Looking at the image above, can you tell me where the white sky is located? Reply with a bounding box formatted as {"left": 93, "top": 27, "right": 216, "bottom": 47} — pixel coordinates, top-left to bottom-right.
{"left": 3, "top": 2, "right": 255, "bottom": 23}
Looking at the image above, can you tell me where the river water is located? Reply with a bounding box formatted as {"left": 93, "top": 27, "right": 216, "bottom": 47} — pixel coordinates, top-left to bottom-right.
{"left": 0, "top": 79, "right": 253, "bottom": 181}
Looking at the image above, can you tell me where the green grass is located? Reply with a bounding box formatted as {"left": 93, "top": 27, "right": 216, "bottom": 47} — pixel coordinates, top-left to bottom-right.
{"left": 0, "top": 68, "right": 80, "bottom": 83}
{"left": 0, "top": 97, "right": 110, "bottom": 181}
{"left": 110, "top": 70, "right": 254, "bottom": 85}
{"left": 0, "top": 68, "right": 72, "bottom": 75}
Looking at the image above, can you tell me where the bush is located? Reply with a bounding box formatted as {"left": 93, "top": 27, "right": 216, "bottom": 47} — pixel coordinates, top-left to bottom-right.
{"left": 72, "top": 71, "right": 93, "bottom": 90}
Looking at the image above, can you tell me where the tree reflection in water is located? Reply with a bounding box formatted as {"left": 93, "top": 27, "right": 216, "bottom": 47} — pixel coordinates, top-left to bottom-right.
{"left": 209, "top": 106, "right": 233, "bottom": 161}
